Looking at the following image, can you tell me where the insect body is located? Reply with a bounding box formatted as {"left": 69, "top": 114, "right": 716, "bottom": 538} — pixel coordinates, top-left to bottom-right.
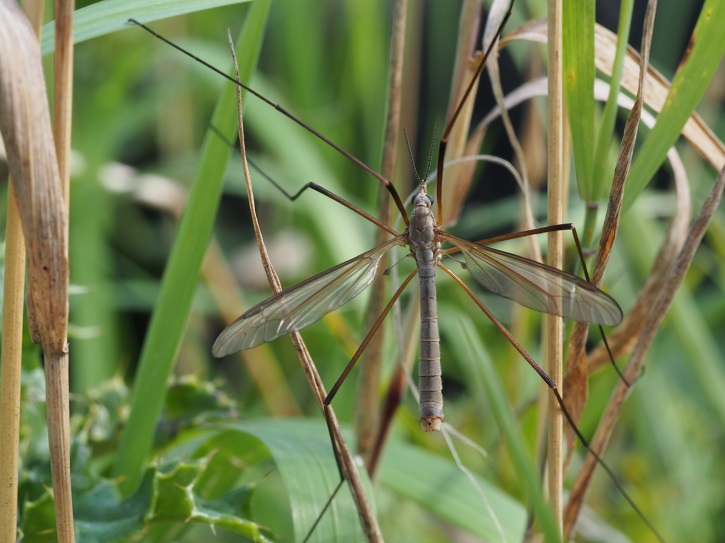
{"left": 212, "top": 183, "right": 622, "bottom": 431}
{"left": 409, "top": 188, "right": 444, "bottom": 431}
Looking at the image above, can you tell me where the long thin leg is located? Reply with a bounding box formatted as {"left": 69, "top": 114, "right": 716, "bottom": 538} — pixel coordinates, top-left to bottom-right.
{"left": 206, "top": 124, "right": 401, "bottom": 237}
{"left": 302, "top": 270, "right": 417, "bottom": 540}
{"left": 443, "top": 222, "right": 629, "bottom": 384}
{"left": 129, "top": 18, "right": 410, "bottom": 225}
{"left": 325, "top": 269, "right": 418, "bottom": 405}
{"left": 438, "top": 263, "right": 666, "bottom": 543}
{"left": 435, "top": 1, "right": 514, "bottom": 223}
{"left": 438, "top": 263, "right": 553, "bottom": 384}
{"left": 442, "top": 223, "right": 576, "bottom": 251}
{"left": 296, "top": 183, "right": 400, "bottom": 237}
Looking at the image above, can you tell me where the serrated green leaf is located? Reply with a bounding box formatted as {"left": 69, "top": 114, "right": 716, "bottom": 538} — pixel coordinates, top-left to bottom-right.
{"left": 22, "top": 456, "right": 271, "bottom": 543}
{"left": 73, "top": 475, "right": 153, "bottom": 543}
{"left": 149, "top": 460, "right": 269, "bottom": 541}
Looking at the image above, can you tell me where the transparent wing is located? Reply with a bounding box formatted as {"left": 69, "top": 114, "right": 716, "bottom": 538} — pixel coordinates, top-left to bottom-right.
{"left": 441, "top": 233, "right": 623, "bottom": 326}
{"left": 212, "top": 237, "right": 403, "bottom": 356}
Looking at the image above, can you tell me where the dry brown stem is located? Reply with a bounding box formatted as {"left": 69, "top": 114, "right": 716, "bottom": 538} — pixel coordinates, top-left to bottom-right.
{"left": 227, "top": 32, "right": 382, "bottom": 542}
{"left": 0, "top": 0, "right": 68, "bottom": 352}
{"left": 545, "top": 0, "right": 565, "bottom": 533}
{"left": 565, "top": 164, "right": 725, "bottom": 538}
{"left": 562, "top": 2, "right": 659, "bottom": 537}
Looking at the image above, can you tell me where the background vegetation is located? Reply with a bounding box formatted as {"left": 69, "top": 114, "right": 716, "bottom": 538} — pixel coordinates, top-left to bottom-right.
{"left": 7, "top": 0, "right": 724, "bottom": 541}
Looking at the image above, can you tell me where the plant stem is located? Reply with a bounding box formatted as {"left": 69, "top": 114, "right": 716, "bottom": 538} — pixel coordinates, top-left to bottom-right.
{"left": 546, "top": 0, "right": 564, "bottom": 534}
{"left": 0, "top": 185, "right": 26, "bottom": 543}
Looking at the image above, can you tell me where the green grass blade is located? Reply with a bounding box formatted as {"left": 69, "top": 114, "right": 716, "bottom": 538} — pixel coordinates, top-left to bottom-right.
{"left": 69, "top": 181, "right": 118, "bottom": 391}
{"left": 449, "top": 316, "right": 562, "bottom": 543}
{"left": 621, "top": 211, "right": 725, "bottom": 426}
{"left": 113, "top": 0, "right": 272, "bottom": 495}
{"left": 41, "top": 0, "right": 252, "bottom": 55}
{"left": 624, "top": 0, "right": 725, "bottom": 209}
{"left": 377, "top": 439, "right": 527, "bottom": 541}
{"left": 563, "top": 0, "right": 596, "bottom": 201}
{"left": 591, "top": 0, "right": 635, "bottom": 201}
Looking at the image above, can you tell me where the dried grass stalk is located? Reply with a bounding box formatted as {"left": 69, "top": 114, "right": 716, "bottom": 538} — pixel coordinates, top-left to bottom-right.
{"left": 227, "top": 32, "right": 383, "bottom": 542}
{"left": 545, "top": 0, "right": 566, "bottom": 532}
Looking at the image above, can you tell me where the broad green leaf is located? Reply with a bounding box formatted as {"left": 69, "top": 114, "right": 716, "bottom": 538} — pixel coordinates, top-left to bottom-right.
{"left": 225, "top": 420, "right": 370, "bottom": 543}
{"left": 378, "top": 439, "right": 527, "bottom": 541}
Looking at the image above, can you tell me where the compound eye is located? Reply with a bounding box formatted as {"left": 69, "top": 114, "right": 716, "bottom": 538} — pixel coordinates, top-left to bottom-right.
{"left": 426, "top": 194, "right": 434, "bottom": 205}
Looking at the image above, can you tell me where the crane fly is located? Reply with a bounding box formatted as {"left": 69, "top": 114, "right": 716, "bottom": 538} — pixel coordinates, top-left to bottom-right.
{"left": 201, "top": 3, "right": 623, "bottom": 432}
{"left": 199, "top": 2, "right": 625, "bottom": 432}
{"left": 132, "top": 4, "right": 671, "bottom": 539}
{"left": 212, "top": 178, "right": 622, "bottom": 430}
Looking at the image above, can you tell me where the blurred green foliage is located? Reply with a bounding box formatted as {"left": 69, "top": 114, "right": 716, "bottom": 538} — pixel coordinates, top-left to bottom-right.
{"left": 6, "top": 0, "right": 724, "bottom": 541}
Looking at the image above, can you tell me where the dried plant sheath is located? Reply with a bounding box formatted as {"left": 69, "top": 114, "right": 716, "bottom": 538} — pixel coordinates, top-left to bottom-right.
{"left": 0, "top": 1, "right": 72, "bottom": 541}
{"left": 0, "top": 0, "right": 69, "bottom": 352}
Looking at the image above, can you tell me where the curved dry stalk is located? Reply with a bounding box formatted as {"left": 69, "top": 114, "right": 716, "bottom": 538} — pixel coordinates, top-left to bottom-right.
{"left": 561, "top": 0, "right": 658, "bottom": 477}
{"left": 486, "top": 0, "right": 541, "bottom": 263}
{"left": 502, "top": 19, "right": 725, "bottom": 170}
{"left": 227, "top": 33, "right": 382, "bottom": 542}
{"left": 565, "top": 164, "right": 725, "bottom": 539}
{"left": 440, "top": 0, "right": 484, "bottom": 226}
{"left": 580, "top": 129, "right": 691, "bottom": 366}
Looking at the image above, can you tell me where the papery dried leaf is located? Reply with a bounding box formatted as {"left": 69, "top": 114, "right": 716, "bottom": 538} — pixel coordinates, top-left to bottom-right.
{"left": 443, "top": 50, "right": 483, "bottom": 226}
{"left": 0, "top": 0, "right": 68, "bottom": 353}
{"left": 483, "top": 0, "right": 540, "bottom": 262}
{"left": 503, "top": 19, "right": 725, "bottom": 171}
